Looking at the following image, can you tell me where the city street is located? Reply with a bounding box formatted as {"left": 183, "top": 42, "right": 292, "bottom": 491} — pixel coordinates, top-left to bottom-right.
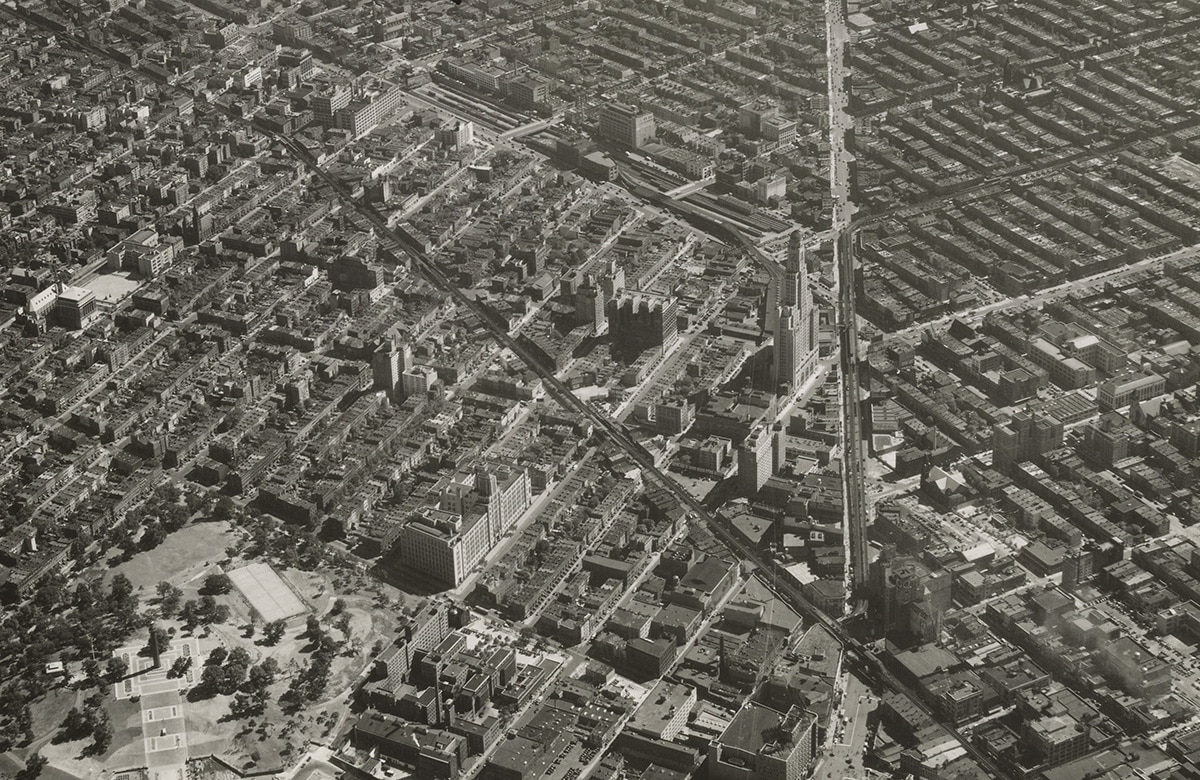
{"left": 813, "top": 672, "right": 877, "bottom": 780}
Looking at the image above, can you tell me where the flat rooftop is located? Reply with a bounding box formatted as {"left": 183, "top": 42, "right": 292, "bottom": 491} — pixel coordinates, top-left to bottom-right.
{"left": 719, "top": 701, "right": 784, "bottom": 753}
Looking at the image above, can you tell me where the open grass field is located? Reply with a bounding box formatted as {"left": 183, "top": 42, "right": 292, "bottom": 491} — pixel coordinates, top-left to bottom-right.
{"left": 25, "top": 689, "right": 144, "bottom": 780}
{"left": 111, "top": 522, "right": 236, "bottom": 593}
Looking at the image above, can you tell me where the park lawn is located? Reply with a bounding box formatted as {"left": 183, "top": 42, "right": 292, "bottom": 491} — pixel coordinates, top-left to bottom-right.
{"left": 110, "top": 522, "right": 238, "bottom": 593}
{"left": 27, "top": 689, "right": 143, "bottom": 780}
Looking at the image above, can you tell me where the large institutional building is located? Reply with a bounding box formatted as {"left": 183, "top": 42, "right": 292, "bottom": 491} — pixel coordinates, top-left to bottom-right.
{"left": 397, "top": 461, "right": 532, "bottom": 587}
{"left": 598, "top": 102, "right": 656, "bottom": 149}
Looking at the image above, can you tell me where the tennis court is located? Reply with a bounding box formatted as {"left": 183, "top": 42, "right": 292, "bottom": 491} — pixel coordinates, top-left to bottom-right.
{"left": 226, "top": 562, "right": 308, "bottom": 623}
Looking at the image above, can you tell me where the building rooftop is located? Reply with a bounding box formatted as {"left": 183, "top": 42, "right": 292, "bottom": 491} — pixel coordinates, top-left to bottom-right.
{"left": 628, "top": 680, "right": 695, "bottom": 736}
{"left": 718, "top": 701, "right": 785, "bottom": 753}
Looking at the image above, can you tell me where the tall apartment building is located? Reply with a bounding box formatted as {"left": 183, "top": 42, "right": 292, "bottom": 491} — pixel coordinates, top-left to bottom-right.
{"left": 1027, "top": 715, "right": 1091, "bottom": 766}
{"left": 401, "top": 366, "right": 437, "bottom": 399}
{"left": 335, "top": 84, "right": 405, "bottom": 136}
{"left": 438, "top": 58, "right": 505, "bottom": 93}
{"left": 776, "top": 305, "right": 818, "bottom": 392}
{"left": 106, "top": 227, "right": 179, "bottom": 278}
{"left": 371, "top": 339, "right": 412, "bottom": 399}
{"left": 373, "top": 11, "right": 406, "bottom": 42}
{"left": 507, "top": 75, "right": 549, "bottom": 111}
{"left": 272, "top": 16, "right": 313, "bottom": 45}
{"left": 330, "top": 253, "right": 383, "bottom": 291}
{"left": 436, "top": 120, "right": 475, "bottom": 150}
{"left": 607, "top": 291, "right": 678, "bottom": 353}
{"left": 991, "top": 410, "right": 1064, "bottom": 473}
{"left": 737, "top": 421, "right": 777, "bottom": 495}
{"left": 278, "top": 48, "right": 314, "bottom": 78}
{"left": 1027, "top": 338, "right": 1095, "bottom": 389}
{"left": 379, "top": 600, "right": 452, "bottom": 686}
{"left": 738, "top": 102, "right": 779, "bottom": 137}
{"left": 781, "top": 231, "right": 809, "bottom": 308}
{"left": 43, "top": 190, "right": 98, "bottom": 225}
{"left": 868, "top": 546, "right": 951, "bottom": 640}
{"left": 598, "top": 102, "right": 655, "bottom": 149}
{"left": 628, "top": 680, "right": 697, "bottom": 741}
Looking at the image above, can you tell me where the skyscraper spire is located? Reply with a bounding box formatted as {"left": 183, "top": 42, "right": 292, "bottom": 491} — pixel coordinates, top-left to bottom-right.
{"left": 787, "top": 230, "right": 805, "bottom": 276}
{"left": 782, "top": 231, "right": 805, "bottom": 309}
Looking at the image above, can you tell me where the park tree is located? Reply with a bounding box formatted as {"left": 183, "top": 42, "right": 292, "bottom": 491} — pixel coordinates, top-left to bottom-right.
{"left": 199, "top": 595, "right": 230, "bottom": 624}
{"left": 108, "top": 574, "right": 136, "bottom": 612}
{"left": 203, "top": 573, "right": 232, "bottom": 595}
{"left": 82, "top": 658, "right": 102, "bottom": 683}
{"left": 263, "top": 619, "right": 286, "bottom": 645}
{"left": 167, "top": 656, "right": 192, "bottom": 680}
{"left": 140, "top": 521, "right": 167, "bottom": 551}
{"left": 220, "top": 647, "right": 252, "bottom": 695}
{"left": 198, "top": 661, "right": 224, "bottom": 695}
{"left": 91, "top": 712, "right": 113, "bottom": 754}
{"left": 83, "top": 691, "right": 105, "bottom": 712}
{"left": 73, "top": 583, "right": 96, "bottom": 611}
{"left": 206, "top": 646, "right": 228, "bottom": 667}
{"left": 247, "top": 658, "right": 279, "bottom": 691}
{"left": 17, "top": 753, "right": 46, "bottom": 780}
{"left": 156, "top": 582, "right": 183, "bottom": 616}
{"left": 60, "top": 707, "right": 91, "bottom": 741}
{"left": 70, "top": 525, "right": 93, "bottom": 556}
{"left": 33, "top": 579, "right": 63, "bottom": 612}
{"left": 105, "top": 655, "right": 128, "bottom": 682}
{"left": 109, "top": 522, "right": 136, "bottom": 556}
{"left": 213, "top": 495, "right": 238, "bottom": 522}
{"left": 229, "top": 691, "right": 266, "bottom": 719}
{"left": 180, "top": 599, "right": 199, "bottom": 627}
{"left": 158, "top": 501, "right": 190, "bottom": 532}
{"left": 15, "top": 704, "right": 33, "bottom": 744}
